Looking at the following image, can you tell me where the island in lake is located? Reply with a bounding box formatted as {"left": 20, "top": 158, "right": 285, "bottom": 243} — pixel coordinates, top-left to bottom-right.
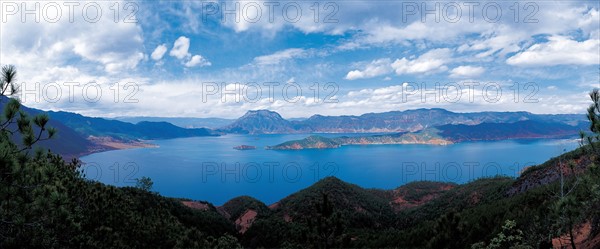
{"left": 266, "top": 129, "right": 449, "bottom": 150}
{"left": 266, "top": 120, "right": 581, "bottom": 150}
{"left": 233, "top": 145, "right": 256, "bottom": 150}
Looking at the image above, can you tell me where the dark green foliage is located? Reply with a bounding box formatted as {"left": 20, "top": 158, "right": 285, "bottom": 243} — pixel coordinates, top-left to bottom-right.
{"left": 428, "top": 211, "right": 464, "bottom": 249}
{"left": 0, "top": 66, "right": 239, "bottom": 248}
{"left": 2, "top": 67, "right": 600, "bottom": 249}
{"left": 0, "top": 96, "right": 97, "bottom": 158}
{"left": 472, "top": 220, "right": 529, "bottom": 249}
{"left": 221, "top": 195, "right": 272, "bottom": 221}
{"left": 241, "top": 218, "right": 301, "bottom": 248}
{"left": 305, "top": 193, "right": 348, "bottom": 249}
{"left": 135, "top": 176, "right": 153, "bottom": 191}
{"left": 275, "top": 177, "right": 397, "bottom": 229}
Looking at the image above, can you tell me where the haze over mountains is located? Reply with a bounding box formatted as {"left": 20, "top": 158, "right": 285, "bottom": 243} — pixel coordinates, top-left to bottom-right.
{"left": 115, "top": 117, "right": 234, "bottom": 129}
{"left": 0, "top": 96, "right": 588, "bottom": 157}
{"left": 266, "top": 120, "right": 584, "bottom": 150}
{"left": 0, "top": 96, "right": 217, "bottom": 158}
{"left": 219, "top": 109, "right": 587, "bottom": 135}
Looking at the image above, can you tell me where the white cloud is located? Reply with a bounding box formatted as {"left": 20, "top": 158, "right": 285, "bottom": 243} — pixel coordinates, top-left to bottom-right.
{"left": 506, "top": 36, "right": 600, "bottom": 66}
{"left": 2, "top": 1, "right": 597, "bottom": 118}
{"left": 449, "top": 66, "right": 486, "bottom": 78}
{"left": 219, "top": 0, "right": 354, "bottom": 35}
{"left": 184, "top": 55, "right": 211, "bottom": 67}
{"left": 253, "top": 48, "right": 308, "bottom": 65}
{"left": 0, "top": 1, "right": 145, "bottom": 76}
{"left": 345, "top": 58, "right": 393, "bottom": 80}
{"left": 170, "top": 36, "right": 191, "bottom": 59}
{"left": 456, "top": 28, "right": 526, "bottom": 59}
{"left": 151, "top": 44, "right": 168, "bottom": 61}
{"left": 391, "top": 48, "right": 452, "bottom": 75}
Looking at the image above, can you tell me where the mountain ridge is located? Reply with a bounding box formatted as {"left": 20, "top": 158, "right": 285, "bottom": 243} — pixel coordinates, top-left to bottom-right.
{"left": 266, "top": 120, "right": 584, "bottom": 150}
{"left": 221, "top": 108, "right": 587, "bottom": 134}
{"left": 0, "top": 97, "right": 220, "bottom": 158}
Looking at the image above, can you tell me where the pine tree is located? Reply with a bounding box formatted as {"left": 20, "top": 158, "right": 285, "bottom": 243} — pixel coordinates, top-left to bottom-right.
{"left": 306, "top": 192, "right": 346, "bottom": 249}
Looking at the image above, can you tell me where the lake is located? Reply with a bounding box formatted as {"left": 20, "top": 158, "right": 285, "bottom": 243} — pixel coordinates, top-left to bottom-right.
{"left": 80, "top": 134, "right": 580, "bottom": 205}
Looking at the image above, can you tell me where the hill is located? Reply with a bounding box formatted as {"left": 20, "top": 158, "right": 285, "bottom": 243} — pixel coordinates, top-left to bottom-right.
{"left": 115, "top": 116, "right": 234, "bottom": 129}
{"left": 267, "top": 120, "right": 581, "bottom": 149}
{"left": 48, "top": 111, "right": 218, "bottom": 140}
{"left": 438, "top": 120, "right": 581, "bottom": 142}
{"left": 221, "top": 108, "right": 587, "bottom": 134}
{"left": 0, "top": 97, "right": 103, "bottom": 158}
{"left": 224, "top": 139, "right": 600, "bottom": 248}
{"left": 219, "top": 110, "right": 296, "bottom": 134}
{"left": 1, "top": 97, "right": 220, "bottom": 158}
{"left": 265, "top": 135, "right": 342, "bottom": 149}
{"left": 4, "top": 132, "right": 600, "bottom": 248}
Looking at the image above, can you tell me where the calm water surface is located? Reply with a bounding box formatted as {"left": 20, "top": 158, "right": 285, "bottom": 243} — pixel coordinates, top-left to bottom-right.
{"left": 81, "top": 134, "right": 580, "bottom": 205}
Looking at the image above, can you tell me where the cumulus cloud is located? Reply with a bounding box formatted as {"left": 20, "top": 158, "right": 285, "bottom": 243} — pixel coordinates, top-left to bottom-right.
{"left": 449, "top": 66, "right": 486, "bottom": 78}
{"left": 391, "top": 48, "right": 452, "bottom": 75}
{"left": 0, "top": 0, "right": 145, "bottom": 77}
{"left": 506, "top": 36, "right": 600, "bottom": 66}
{"left": 170, "top": 36, "right": 191, "bottom": 59}
{"left": 151, "top": 44, "right": 168, "bottom": 61}
{"left": 345, "top": 58, "right": 393, "bottom": 80}
{"left": 184, "top": 55, "right": 211, "bottom": 67}
{"left": 253, "top": 48, "right": 308, "bottom": 65}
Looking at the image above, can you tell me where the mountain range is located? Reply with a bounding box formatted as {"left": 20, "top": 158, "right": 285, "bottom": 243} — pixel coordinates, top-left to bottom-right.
{"left": 0, "top": 97, "right": 218, "bottom": 158}
{"left": 267, "top": 120, "right": 584, "bottom": 150}
{"left": 220, "top": 109, "right": 587, "bottom": 134}
{"left": 0, "top": 97, "right": 589, "bottom": 157}
{"left": 114, "top": 116, "right": 234, "bottom": 129}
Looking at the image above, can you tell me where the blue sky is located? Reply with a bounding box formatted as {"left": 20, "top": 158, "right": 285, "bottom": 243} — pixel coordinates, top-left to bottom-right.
{"left": 1, "top": 0, "right": 599, "bottom": 118}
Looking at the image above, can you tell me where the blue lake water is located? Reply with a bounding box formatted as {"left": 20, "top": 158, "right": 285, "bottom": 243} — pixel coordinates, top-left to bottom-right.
{"left": 80, "top": 134, "right": 580, "bottom": 205}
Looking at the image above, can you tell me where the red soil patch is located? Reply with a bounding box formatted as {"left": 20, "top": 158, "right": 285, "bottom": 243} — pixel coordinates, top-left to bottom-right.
{"left": 268, "top": 202, "right": 280, "bottom": 210}
{"left": 552, "top": 221, "right": 600, "bottom": 249}
{"left": 390, "top": 183, "right": 455, "bottom": 211}
{"left": 181, "top": 201, "right": 209, "bottom": 211}
{"left": 235, "top": 209, "right": 258, "bottom": 234}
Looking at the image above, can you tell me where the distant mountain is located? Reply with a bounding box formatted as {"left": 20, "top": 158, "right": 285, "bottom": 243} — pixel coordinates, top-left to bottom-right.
{"left": 48, "top": 111, "right": 218, "bottom": 140}
{"left": 267, "top": 120, "right": 584, "bottom": 149}
{"left": 114, "top": 116, "right": 234, "bottom": 129}
{"left": 221, "top": 108, "right": 588, "bottom": 134}
{"left": 0, "top": 97, "right": 101, "bottom": 158}
{"left": 438, "top": 120, "right": 581, "bottom": 142}
{"left": 220, "top": 110, "right": 296, "bottom": 134}
{"left": 1, "top": 96, "right": 219, "bottom": 157}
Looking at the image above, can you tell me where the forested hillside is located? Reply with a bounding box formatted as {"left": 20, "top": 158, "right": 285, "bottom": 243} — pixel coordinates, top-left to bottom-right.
{"left": 2, "top": 66, "right": 600, "bottom": 248}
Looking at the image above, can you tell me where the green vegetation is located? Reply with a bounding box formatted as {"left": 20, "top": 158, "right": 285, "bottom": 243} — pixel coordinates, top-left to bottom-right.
{"left": 135, "top": 176, "right": 154, "bottom": 191}
{"left": 266, "top": 135, "right": 341, "bottom": 149}
{"left": 1, "top": 66, "right": 238, "bottom": 248}
{"left": 266, "top": 130, "right": 451, "bottom": 150}
{"left": 221, "top": 196, "right": 272, "bottom": 221}
{"left": 2, "top": 66, "right": 600, "bottom": 248}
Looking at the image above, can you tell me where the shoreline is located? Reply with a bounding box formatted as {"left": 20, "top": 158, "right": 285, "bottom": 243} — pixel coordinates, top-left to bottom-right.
{"left": 77, "top": 136, "right": 159, "bottom": 158}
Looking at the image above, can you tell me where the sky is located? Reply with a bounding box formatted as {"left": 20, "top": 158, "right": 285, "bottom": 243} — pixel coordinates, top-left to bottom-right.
{"left": 1, "top": 0, "right": 599, "bottom": 118}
